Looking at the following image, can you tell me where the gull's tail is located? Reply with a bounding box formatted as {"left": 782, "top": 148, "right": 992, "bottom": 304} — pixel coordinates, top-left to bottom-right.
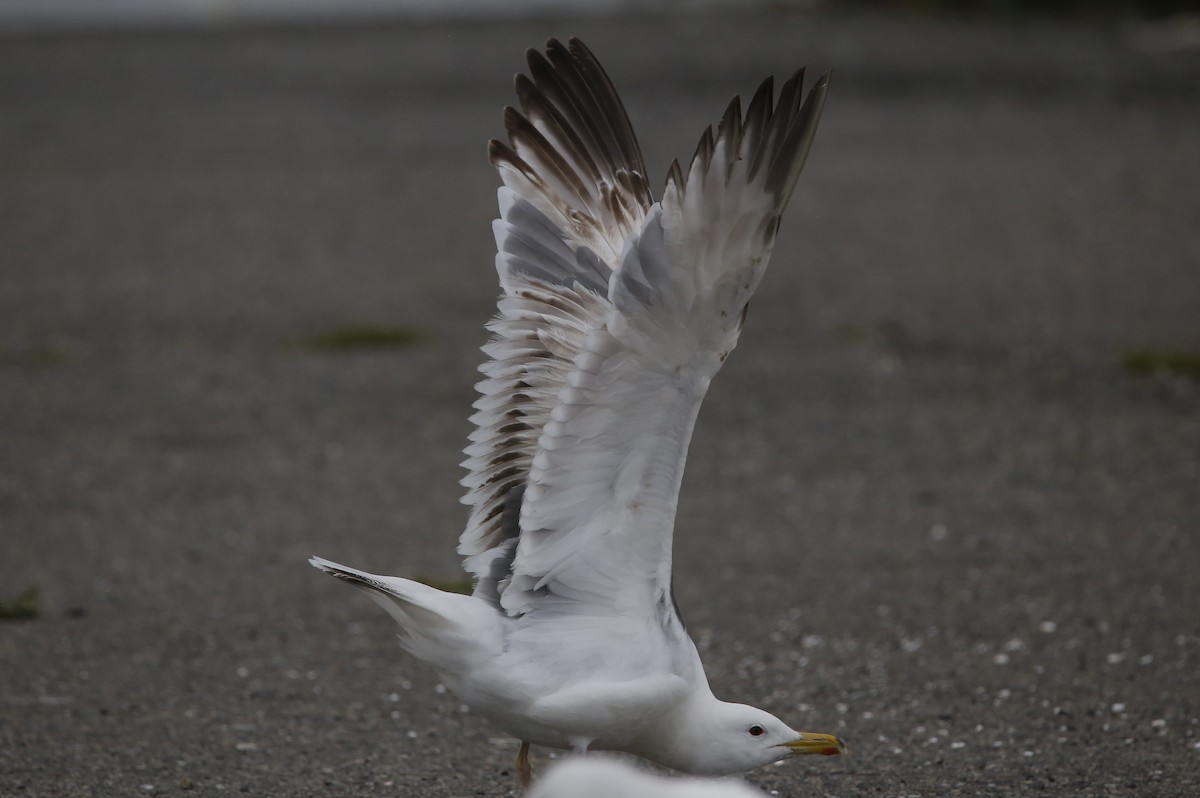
{"left": 308, "top": 556, "right": 500, "bottom": 667}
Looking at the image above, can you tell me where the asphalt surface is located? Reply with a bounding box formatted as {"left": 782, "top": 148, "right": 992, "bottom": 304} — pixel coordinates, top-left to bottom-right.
{"left": 2, "top": 10, "right": 1199, "bottom": 798}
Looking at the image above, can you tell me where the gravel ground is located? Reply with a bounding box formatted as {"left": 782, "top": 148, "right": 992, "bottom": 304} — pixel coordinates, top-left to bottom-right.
{"left": 2, "top": 10, "right": 1199, "bottom": 797}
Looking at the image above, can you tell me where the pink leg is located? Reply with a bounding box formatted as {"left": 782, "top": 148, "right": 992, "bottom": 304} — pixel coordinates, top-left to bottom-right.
{"left": 515, "top": 740, "right": 532, "bottom": 788}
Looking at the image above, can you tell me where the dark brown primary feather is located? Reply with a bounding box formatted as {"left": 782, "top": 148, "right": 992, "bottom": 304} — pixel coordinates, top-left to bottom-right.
{"left": 765, "top": 72, "right": 830, "bottom": 203}
{"left": 667, "top": 67, "right": 829, "bottom": 221}
{"left": 558, "top": 38, "right": 651, "bottom": 201}
{"left": 487, "top": 38, "right": 654, "bottom": 265}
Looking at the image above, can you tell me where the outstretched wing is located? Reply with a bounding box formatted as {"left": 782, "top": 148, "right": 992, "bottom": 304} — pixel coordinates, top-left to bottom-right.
{"left": 459, "top": 39, "right": 654, "bottom": 605}
{"left": 460, "top": 38, "right": 830, "bottom": 621}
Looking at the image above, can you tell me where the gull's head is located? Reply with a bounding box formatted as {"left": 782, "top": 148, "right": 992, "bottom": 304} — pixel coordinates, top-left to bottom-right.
{"left": 648, "top": 699, "right": 846, "bottom": 776}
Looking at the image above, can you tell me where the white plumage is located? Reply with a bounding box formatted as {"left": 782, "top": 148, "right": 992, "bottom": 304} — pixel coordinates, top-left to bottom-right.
{"left": 310, "top": 37, "right": 842, "bottom": 786}
{"left": 528, "top": 757, "right": 769, "bottom": 798}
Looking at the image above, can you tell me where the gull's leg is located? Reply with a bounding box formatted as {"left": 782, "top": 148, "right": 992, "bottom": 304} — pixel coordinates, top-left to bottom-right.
{"left": 515, "top": 741, "right": 532, "bottom": 788}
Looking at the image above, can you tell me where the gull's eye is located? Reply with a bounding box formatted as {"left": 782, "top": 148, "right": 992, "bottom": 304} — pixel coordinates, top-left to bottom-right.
{"left": 748, "top": 725, "right": 766, "bottom": 737}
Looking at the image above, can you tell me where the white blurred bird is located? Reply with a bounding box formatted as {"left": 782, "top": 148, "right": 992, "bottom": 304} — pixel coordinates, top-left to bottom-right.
{"left": 311, "top": 37, "right": 840, "bottom": 787}
{"left": 528, "top": 757, "right": 769, "bottom": 798}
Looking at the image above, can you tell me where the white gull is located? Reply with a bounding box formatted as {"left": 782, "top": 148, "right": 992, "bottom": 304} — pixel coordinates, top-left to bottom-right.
{"left": 528, "top": 756, "right": 770, "bottom": 798}
{"left": 310, "top": 37, "right": 841, "bottom": 787}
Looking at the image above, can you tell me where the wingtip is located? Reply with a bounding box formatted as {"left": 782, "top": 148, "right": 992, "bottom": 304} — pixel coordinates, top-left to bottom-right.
{"left": 524, "top": 46, "right": 545, "bottom": 73}
{"left": 566, "top": 37, "right": 595, "bottom": 61}
{"left": 486, "top": 138, "right": 505, "bottom": 163}
{"left": 809, "top": 69, "right": 833, "bottom": 98}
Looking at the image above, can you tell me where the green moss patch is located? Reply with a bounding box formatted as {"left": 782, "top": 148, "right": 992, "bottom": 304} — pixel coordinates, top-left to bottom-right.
{"left": 831, "top": 320, "right": 911, "bottom": 351}
{"left": 0, "top": 587, "right": 40, "bottom": 620}
{"left": 294, "top": 324, "right": 427, "bottom": 353}
{"left": 0, "top": 345, "right": 66, "bottom": 368}
{"left": 1121, "top": 349, "right": 1200, "bottom": 381}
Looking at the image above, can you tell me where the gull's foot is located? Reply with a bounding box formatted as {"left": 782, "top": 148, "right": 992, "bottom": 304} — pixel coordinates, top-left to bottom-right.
{"left": 516, "top": 740, "right": 532, "bottom": 788}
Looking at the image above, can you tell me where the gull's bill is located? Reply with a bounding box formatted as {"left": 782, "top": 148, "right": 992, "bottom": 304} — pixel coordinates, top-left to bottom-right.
{"left": 781, "top": 732, "right": 847, "bottom": 757}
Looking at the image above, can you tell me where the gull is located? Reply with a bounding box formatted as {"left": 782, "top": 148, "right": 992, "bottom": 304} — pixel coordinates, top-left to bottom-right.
{"left": 310, "top": 37, "right": 841, "bottom": 787}
{"left": 528, "top": 756, "right": 769, "bottom": 798}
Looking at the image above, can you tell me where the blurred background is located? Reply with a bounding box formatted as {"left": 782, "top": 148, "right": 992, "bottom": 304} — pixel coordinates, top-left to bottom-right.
{"left": 2, "top": 1, "right": 1198, "bottom": 796}
{"left": 1, "top": 0, "right": 1199, "bottom": 27}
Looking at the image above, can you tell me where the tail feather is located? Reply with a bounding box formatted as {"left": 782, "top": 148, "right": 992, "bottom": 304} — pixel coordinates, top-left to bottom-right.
{"left": 308, "top": 556, "right": 501, "bottom": 666}
{"left": 309, "top": 556, "right": 405, "bottom": 596}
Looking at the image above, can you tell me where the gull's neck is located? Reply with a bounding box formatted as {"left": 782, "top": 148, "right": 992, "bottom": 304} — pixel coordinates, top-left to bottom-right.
{"left": 635, "top": 684, "right": 734, "bottom": 774}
